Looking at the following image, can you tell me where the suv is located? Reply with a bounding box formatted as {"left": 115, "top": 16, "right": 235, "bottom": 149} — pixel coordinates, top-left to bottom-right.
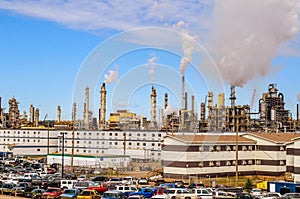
{"left": 167, "top": 188, "right": 197, "bottom": 199}
{"left": 102, "top": 190, "right": 126, "bottom": 199}
{"left": 191, "top": 188, "right": 213, "bottom": 199}
{"left": 61, "top": 179, "right": 77, "bottom": 190}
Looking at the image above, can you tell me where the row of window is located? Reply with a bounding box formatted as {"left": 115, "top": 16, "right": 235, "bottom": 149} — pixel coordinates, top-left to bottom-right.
{"left": 199, "top": 145, "right": 255, "bottom": 152}
{"left": 78, "top": 132, "right": 162, "bottom": 137}
{"left": 58, "top": 148, "right": 161, "bottom": 156}
{"left": 196, "top": 160, "right": 285, "bottom": 167}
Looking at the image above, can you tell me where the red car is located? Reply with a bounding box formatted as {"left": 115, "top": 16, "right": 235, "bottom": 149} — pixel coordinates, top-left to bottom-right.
{"left": 42, "top": 187, "right": 62, "bottom": 198}
{"left": 88, "top": 182, "right": 108, "bottom": 194}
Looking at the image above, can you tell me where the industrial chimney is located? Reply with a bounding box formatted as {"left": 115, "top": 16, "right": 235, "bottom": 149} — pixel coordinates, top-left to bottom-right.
{"left": 34, "top": 108, "right": 39, "bottom": 127}
{"left": 230, "top": 85, "right": 236, "bottom": 108}
{"left": 182, "top": 75, "right": 185, "bottom": 109}
{"left": 191, "top": 95, "right": 195, "bottom": 113}
{"left": 297, "top": 103, "right": 299, "bottom": 121}
{"left": 99, "top": 83, "right": 107, "bottom": 129}
{"left": 30, "top": 104, "right": 35, "bottom": 124}
{"left": 184, "top": 92, "right": 188, "bottom": 110}
{"left": 57, "top": 106, "right": 61, "bottom": 122}
{"left": 85, "top": 87, "right": 89, "bottom": 130}
{"left": 150, "top": 86, "right": 157, "bottom": 127}
{"left": 72, "top": 102, "right": 76, "bottom": 122}
{"left": 200, "top": 103, "right": 206, "bottom": 122}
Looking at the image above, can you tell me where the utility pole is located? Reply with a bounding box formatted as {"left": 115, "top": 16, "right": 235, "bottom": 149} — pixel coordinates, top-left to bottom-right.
{"left": 235, "top": 107, "right": 239, "bottom": 187}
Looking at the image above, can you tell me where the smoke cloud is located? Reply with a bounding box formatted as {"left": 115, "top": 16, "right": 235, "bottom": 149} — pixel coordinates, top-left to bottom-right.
{"left": 207, "top": 0, "right": 299, "bottom": 87}
{"left": 180, "top": 31, "right": 196, "bottom": 74}
{"left": 164, "top": 105, "right": 179, "bottom": 116}
{"left": 146, "top": 55, "right": 158, "bottom": 83}
{"left": 298, "top": 93, "right": 300, "bottom": 102}
{"left": 104, "top": 65, "right": 119, "bottom": 84}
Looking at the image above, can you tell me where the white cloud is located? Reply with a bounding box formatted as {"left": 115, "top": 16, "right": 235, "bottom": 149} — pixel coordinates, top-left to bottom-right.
{"left": 0, "top": 0, "right": 214, "bottom": 33}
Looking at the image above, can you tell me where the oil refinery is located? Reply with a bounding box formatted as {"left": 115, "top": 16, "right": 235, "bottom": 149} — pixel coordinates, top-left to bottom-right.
{"left": 0, "top": 80, "right": 299, "bottom": 133}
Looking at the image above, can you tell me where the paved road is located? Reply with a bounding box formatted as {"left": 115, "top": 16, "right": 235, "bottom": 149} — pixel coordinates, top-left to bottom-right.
{"left": 0, "top": 195, "right": 24, "bottom": 199}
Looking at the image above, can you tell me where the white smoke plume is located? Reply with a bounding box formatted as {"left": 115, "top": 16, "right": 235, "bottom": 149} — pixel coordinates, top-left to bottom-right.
{"left": 164, "top": 105, "right": 179, "bottom": 116}
{"left": 104, "top": 65, "right": 119, "bottom": 84}
{"left": 297, "top": 93, "right": 300, "bottom": 102}
{"left": 207, "top": 0, "right": 299, "bottom": 87}
{"left": 146, "top": 55, "right": 158, "bottom": 83}
{"left": 180, "top": 31, "right": 196, "bottom": 74}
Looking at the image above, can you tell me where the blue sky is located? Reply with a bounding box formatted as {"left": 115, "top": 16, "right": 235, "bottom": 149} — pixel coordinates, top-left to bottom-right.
{"left": 0, "top": 0, "right": 299, "bottom": 121}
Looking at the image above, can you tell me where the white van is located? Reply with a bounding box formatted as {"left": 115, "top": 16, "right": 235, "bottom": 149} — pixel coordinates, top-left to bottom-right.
{"left": 61, "top": 179, "right": 77, "bottom": 189}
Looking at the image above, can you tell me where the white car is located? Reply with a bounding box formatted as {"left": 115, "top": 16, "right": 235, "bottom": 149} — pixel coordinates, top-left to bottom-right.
{"left": 191, "top": 188, "right": 213, "bottom": 199}
{"left": 77, "top": 175, "right": 88, "bottom": 181}
{"left": 151, "top": 194, "right": 171, "bottom": 199}
{"left": 263, "top": 192, "right": 281, "bottom": 199}
{"left": 250, "top": 188, "right": 263, "bottom": 198}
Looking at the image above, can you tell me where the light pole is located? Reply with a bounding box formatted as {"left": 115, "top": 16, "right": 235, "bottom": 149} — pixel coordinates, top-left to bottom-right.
{"left": 207, "top": 175, "right": 210, "bottom": 187}
{"left": 60, "top": 132, "right": 67, "bottom": 178}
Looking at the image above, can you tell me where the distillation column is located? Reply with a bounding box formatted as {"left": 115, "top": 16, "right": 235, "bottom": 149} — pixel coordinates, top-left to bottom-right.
{"left": 57, "top": 106, "right": 61, "bottom": 122}
{"left": 150, "top": 86, "right": 157, "bottom": 127}
{"left": 85, "top": 87, "right": 89, "bottom": 130}
{"left": 34, "top": 108, "right": 39, "bottom": 127}
{"left": 99, "top": 83, "right": 107, "bottom": 129}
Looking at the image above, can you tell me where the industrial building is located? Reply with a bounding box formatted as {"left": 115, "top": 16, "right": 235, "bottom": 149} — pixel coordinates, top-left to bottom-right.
{"left": 162, "top": 132, "right": 300, "bottom": 182}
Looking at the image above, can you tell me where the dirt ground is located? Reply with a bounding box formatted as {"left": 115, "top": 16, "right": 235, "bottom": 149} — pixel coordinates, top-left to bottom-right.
{"left": 0, "top": 196, "right": 24, "bottom": 199}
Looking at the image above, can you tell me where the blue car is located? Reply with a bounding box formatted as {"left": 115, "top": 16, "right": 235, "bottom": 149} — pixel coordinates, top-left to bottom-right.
{"left": 60, "top": 188, "right": 81, "bottom": 198}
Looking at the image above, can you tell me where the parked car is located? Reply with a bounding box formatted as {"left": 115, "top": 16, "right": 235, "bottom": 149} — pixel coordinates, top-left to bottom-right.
{"left": 151, "top": 194, "right": 171, "bottom": 199}
{"left": 42, "top": 187, "right": 62, "bottom": 198}
{"left": 191, "top": 188, "right": 213, "bottom": 199}
{"left": 60, "top": 188, "right": 81, "bottom": 198}
{"left": 31, "top": 188, "right": 45, "bottom": 199}
{"left": 116, "top": 185, "right": 138, "bottom": 197}
{"left": 78, "top": 175, "right": 89, "bottom": 181}
{"left": 280, "top": 193, "right": 300, "bottom": 199}
{"left": 128, "top": 195, "right": 146, "bottom": 199}
{"left": 102, "top": 190, "right": 126, "bottom": 199}
{"left": 263, "top": 192, "right": 281, "bottom": 199}
{"left": 61, "top": 179, "right": 77, "bottom": 190}
{"left": 250, "top": 188, "right": 263, "bottom": 198}
{"left": 77, "top": 189, "right": 101, "bottom": 199}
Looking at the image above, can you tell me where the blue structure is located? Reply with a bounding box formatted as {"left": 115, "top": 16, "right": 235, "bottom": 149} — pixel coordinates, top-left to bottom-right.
{"left": 268, "top": 182, "right": 300, "bottom": 194}
{"left": 0, "top": 152, "right": 13, "bottom": 160}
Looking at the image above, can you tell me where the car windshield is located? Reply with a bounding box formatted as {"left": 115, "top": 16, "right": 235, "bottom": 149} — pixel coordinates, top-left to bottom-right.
{"left": 64, "top": 190, "right": 76, "bottom": 194}
{"left": 81, "top": 191, "right": 94, "bottom": 196}
{"left": 47, "top": 189, "right": 59, "bottom": 193}
{"left": 103, "top": 193, "right": 118, "bottom": 198}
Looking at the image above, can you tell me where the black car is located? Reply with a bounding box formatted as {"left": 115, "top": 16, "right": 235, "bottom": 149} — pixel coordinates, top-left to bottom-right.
{"left": 92, "top": 176, "right": 107, "bottom": 183}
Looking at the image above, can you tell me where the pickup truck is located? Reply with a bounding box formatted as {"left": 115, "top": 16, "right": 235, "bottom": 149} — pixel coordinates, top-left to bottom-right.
{"left": 77, "top": 189, "right": 101, "bottom": 199}
{"left": 167, "top": 188, "right": 197, "bottom": 199}
{"left": 130, "top": 187, "right": 157, "bottom": 198}
{"left": 88, "top": 182, "right": 108, "bottom": 194}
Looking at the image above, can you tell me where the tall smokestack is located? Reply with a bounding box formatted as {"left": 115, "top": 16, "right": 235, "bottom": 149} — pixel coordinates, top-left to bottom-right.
{"left": 185, "top": 92, "right": 188, "bottom": 110}
{"left": 85, "top": 87, "right": 89, "bottom": 130}
{"left": 230, "top": 85, "right": 236, "bottom": 108}
{"left": 191, "top": 95, "right": 195, "bottom": 112}
{"left": 57, "top": 106, "right": 61, "bottom": 122}
{"left": 164, "top": 93, "right": 168, "bottom": 110}
{"left": 99, "top": 83, "right": 107, "bottom": 129}
{"left": 151, "top": 86, "right": 157, "bottom": 126}
{"left": 297, "top": 103, "right": 299, "bottom": 121}
{"left": 72, "top": 102, "right": 76, "bottom": 122}
{"left": 34, "top": 108, "right": 39, "bottom": 127}
{"left": 30, "top": 104, "right": 35, "bottom": 124}
{"left": 182, "top": 75, "right": 185, "bottom": 109}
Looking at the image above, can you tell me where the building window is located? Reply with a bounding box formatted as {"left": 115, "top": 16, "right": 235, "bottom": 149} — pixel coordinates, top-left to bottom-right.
{"left": 199, "top": 146, "right": 203, "bottom": 151}
{"left": 109, "top": 133, "right": 112, "bottom": 136}
{"left": 89, "top": 141, "right": 91, "bottom": 144}
{"left": 115, "top": 142, "right": 118, "bottom": 145}
{"left": 198, "top": 162, "right": 203, "bottom": 167}
{"left": 226, "top": 146, "right": 231, "bottom": 151}
{"left": 89, "top": 133, "right": 91, "bottom": 136}
{"left": 158, "top": 134, "right": 161, "bottom": 137}
{"left": 152, "top": 143, "right": 155, "bottom": 146}
{"left": 216, "top": 146, "right": 221, "bottom": 152}
{"left": 109, "top": 142, "right": 112, "bottom": 145}
{"left": 158, "top": 143, "right": 161, "bottom": 147}
{"left": 215, "top": 161, "right": 221, "bottom": 167}
{"left": 248, "top": 146, "right": 253, "bottom": 151}
{"left": 37, "top": 149, "right": 40, "bottom": 152}
{"left": 143, "top": 133, "right": 146, "bottom": 137}
{"left": 256, "top": 160, "right": 261, "bottom": 165}
{"left": 209, "top": 146, "right": 214, "bottom": 152}
{"left": 129, "top": 142, "right": 132, "bottom": 146}
{"left": 209, "top": 161, "right": 214, "bottom": 167}
{"left": 137, "top": 143, "right": 140, "bottom": 146}
{"left": 152, "top": 134, "right": 155, "bottom": 137}
{"left": 248, "top": 160, "right": 253, "bottom": 165}
{"left": 115, "top": 133, "right": 118, "bottom": 136}
{"left": 137, "top": 133, "right": 140, "bottom": 136}
{"left": 143, "top": 143, "right": 146, "bottom": 146}
{"left": 84, "top": 132, "right": 86, "bottom": 135}
{"left": 83, "top": 150, "right": 86, "bottom": 153}
{"left": 77, "top": 141, "right": 80, "bottom": 144}
{"left": 226, "top": 161, "right": 231, "bottom": 166}
{"left": 242, "top": 146, "right": 247, "bottom": 151}
{"left": 76, "top": 149, "right": 79, "bottom": 152}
